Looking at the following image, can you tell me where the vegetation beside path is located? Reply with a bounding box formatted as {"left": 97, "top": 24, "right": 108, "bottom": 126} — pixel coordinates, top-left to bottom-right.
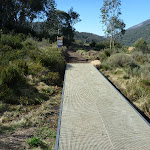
{"left": 71, "top": 40, "right": 150, "bottom": 120}
{"left": 0, "top": 33, "right": 66, "bottom": 150}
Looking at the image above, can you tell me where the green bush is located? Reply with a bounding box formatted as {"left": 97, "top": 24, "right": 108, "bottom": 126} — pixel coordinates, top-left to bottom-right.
{"left": 133, "top": 38, "right": 148, "bottom": 53}
{"left": 0, "top": 84, "right": 16, "bottom": 104}
{"left": 28, "top": 62, "right": 44, "bottom": 76}
{"left": 40, "top": 72, "right": 60, "bottom": 86}
{"left": 126, "top": 64, "right": 150, "bottom": 79}
{"left": 0, "top": 44, "right": 12, "bottom": 51}
{"left": 142, "top": 79, "right": 150, "bottom": 86}
{"left": 100, "top": 61, "right": 112, "bottom": 70}
{"left": 26, "top": 137, "right": 46, "bottom": 148}
{"left": 17, "top": 33, "right": 27, "bottom": 41}
{"left": 131, "top": 51, "right": 150, "bottom": 64}
{"left": 36, "top": 127, "right": 56, "bottom": 139}
{"left": 99, "top": 48, "right": 113, "bottom": 62}
{"left": 0, "top": 103, "right": 9, "bottom": 114}
{"left": 89, "top": 41, "right": 96, "bottom": 47}
{"left": 15, "top": 60, "right": 28, "bottom": 75}
{"left": 125, "top": 79, "right": 149, "bottom": 102}
{"left": 0, "top": 34, "right": 23, "bottom": 49}
{"left": 40, "top": 48, "right": 66, "bottom": 77}
{"left": 99, "top": 48, "right": 128, "bottom": 62}
{"left": 106, "top": 53, "right": 138, "bottom": 68}
{"left": 22, "top": 40, "right": 37, "bottom": 50}
{"left": 96, "top": 42, "right": 106, "bottom": 50}
{"left": 0, "top": 65, "right": 28, "bottom": 104}
{"left": 0, "top": 65, "right": 24, "bottom": 88}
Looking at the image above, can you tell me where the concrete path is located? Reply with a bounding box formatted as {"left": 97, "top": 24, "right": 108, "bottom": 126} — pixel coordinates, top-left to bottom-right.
{"left": 56, "top": 63, "right": 150, "bottom": 150}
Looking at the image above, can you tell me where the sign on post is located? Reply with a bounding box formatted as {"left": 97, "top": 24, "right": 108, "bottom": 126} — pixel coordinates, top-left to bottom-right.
{"left": 57, "top": 36, "right": 63, "bottom": 48}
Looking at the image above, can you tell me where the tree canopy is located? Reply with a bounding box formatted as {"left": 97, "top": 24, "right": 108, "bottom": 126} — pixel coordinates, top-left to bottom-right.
{"left": 0, "top": 0, "right": 56, "bottom": 31}
{"left": 100, "top": 0, "right": 125, "bottom": 49}
{"left": 0, "top": 0, "right": 81, "bottom": 46}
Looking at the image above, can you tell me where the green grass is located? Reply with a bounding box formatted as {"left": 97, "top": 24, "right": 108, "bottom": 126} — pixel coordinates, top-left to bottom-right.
{"left": 26, "top": 137, "right": 48, "bottom": 149}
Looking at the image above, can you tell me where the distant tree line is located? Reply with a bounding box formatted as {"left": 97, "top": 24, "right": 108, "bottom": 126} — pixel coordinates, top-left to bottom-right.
{"left": 0, "top": 0, "right": 80, "bottom": 46}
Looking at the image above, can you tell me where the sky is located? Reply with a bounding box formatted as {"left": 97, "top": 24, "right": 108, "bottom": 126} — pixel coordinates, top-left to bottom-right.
{"left": 56, "top": 0, "right": 150, "bottom": 36}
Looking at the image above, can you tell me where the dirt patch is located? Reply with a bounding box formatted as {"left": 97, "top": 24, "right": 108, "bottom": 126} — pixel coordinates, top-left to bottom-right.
{"left": 67, "top": 50, "right": 89, "bottom": 63}
{"left": 0, "top": 92, "right": 61, "bottom": 150}
{"left": 0, "top": 128, "right": 34, "bottom": 150}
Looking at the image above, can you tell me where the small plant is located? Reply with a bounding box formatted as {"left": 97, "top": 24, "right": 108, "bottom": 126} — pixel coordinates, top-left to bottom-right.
{"left": 0, "top": 65, "right": 24, "bottom": 88}
{"left": 100, "top": 61, "right": 112, "bottom": 70}
{"left": 41, "top": 87, "right": 54, "bottom": 96}
{"left": 133, "top": 38, "right": 148, "bottom": 53}
{"left": 123, "top": 74, "right": 130, "bottom": 79}
{"left": 0, "top": 102, "right": 9, "bottom": 114}
{"left": 141, "top": 79, "right": 150, "bottom": 86}
{"left": 36, "top": 127, "right": 56, "bottom": 139}
{"left": 40, "top": 72, "right": 60, "bottom": 86}
{"left": 26, "top": 137, "right": 46, "bottom": 148}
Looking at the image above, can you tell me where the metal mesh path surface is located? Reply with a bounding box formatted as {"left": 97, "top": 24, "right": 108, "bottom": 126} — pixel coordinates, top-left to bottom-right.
{"left": 57, "top": 63, "right": 150, "bottom": 150}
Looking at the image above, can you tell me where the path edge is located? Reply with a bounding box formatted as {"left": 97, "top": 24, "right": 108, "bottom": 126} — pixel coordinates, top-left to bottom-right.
{"left": 93, "top": 66, "right": 150, "bottom": 127}
{"left": 55, "top": 65, "right": 67, "bottom": 150}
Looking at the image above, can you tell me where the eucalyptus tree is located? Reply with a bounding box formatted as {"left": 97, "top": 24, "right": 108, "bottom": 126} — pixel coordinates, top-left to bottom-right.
{"left": 100, "top": 0, "right": 125, "bottom": 49}
{"left": 0, "top": 0, "right": 56, "bottom": 32}
{"left": 46, "top": 7, "right": 81, "bottom": 46}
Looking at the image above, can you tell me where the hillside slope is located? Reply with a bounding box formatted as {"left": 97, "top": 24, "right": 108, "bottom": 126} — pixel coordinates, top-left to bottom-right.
{"left": 118, "top": 19, "right": 150, "bottom": 46}
{"left": 74, "top": 31, "right": 105, "bottom": 43}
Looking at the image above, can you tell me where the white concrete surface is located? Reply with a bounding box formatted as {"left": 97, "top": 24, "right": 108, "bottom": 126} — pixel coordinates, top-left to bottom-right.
{"left": 58, "top": 63, "right": 150, "bottom": 150}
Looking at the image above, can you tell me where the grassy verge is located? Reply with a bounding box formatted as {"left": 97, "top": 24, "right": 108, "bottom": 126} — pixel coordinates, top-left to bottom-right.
{"left": 99, "top": 48, "right": 150, "bottom": 119}
{"left": 0, "top": 33, "right": 66, "bottom": 149}
{"left": 72, "top": 43, "right": 150, "bottom": 120}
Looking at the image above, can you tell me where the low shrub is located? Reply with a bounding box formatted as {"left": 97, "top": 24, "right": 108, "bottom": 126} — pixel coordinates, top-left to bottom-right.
{"left": 0, "top": 103, "right": 9, "bottom": 114}
{"left": 106, "top": 53, "right": 138, "bottom": 68}
{"left": 133, "top": 38, "right": 148, "bottom": 53}
{"left": 26, "top": 137, "right": 47, "bottom": 148}
{"left": 126, "top": 64, "right": 150, "bottom": 79}
{"left": 125, "top": 79, "right": 148, "bottom": 102}
{"left": 36, "top": 127, "right": 56, "bottom": 139}
{"left": 0, "top": 34, "right": 23, "bottom": 49}
{"left": 40, "top": 47, "right": 66, "bottom": 77}
{"left": 131, "top": 51, "right": 150, "bottom": 64}
{"left": 100, "top": 61, "right": 112, "bottom": 70}
{"left": 15, "top": 60, "right": 28, "bottom": 76}
{"left": 0, "top": 65, "right": 25, "bottom": 88}
{"left": 22, "top": 39, "right": 38, "bottom": 50}
{"left": 40, "top": 72, "right": 60, "bottom": 86}
{"left": 96, "top": 42, "right": 106, "bottom": 50}
{"left": 123, "top": 74, "right": 130, "bottom": 79}
{"left": 0, "top": 44, "right": 12, "bottom": 51}
{"left": 0, "top": 85, "right": 15, "bottom": 104}
{"left": 89, "top": 41, "right": 96, "bottom": 47}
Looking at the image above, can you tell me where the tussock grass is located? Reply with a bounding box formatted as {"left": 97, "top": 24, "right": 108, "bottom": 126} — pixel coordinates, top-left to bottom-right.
{"left": 100, "top": 47, "right": 150, "bottom": 118}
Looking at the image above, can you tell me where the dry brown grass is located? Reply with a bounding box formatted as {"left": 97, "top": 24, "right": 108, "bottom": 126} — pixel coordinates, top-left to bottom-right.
{"left": 101, "top": 68, "right": 150, "bottom": 119}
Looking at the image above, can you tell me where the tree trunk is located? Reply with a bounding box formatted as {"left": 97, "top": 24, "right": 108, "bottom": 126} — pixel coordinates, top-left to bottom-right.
{"left": 110, "top": 36, "right": 112, "bottom": 49}
{"left": 112, "top": 40, "right": 115, "bottom": 48}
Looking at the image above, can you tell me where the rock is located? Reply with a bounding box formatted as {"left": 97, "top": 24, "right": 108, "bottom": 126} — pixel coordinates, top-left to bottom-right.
{"left": 128, "top": 47, "right": 135, "bottom": 52}
{"left": 91, "top": 60, "right": 101, "bottom": 68}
